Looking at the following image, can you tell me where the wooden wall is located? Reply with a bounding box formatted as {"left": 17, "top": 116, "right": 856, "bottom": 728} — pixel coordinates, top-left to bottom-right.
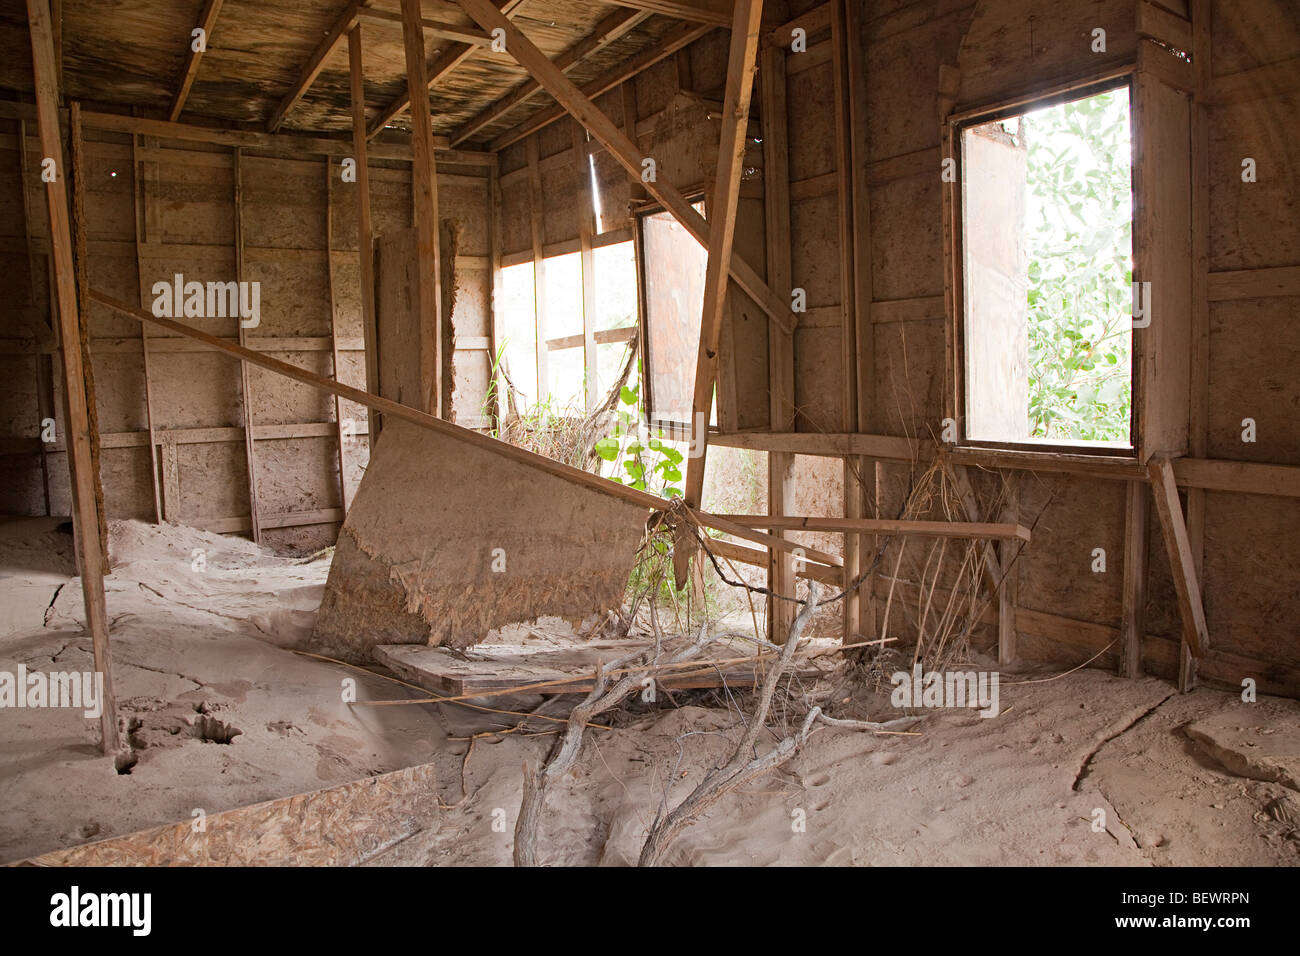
{"left": 0, "top": 120, "right": 493, "bottom": 555}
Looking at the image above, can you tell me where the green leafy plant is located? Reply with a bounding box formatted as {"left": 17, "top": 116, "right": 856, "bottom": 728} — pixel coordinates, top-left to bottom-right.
{"left": 1023, "top": 89, "right": 1134, "bottom": 442}
{"left": 592, "top": 380, "right": 685, "bottom": 499}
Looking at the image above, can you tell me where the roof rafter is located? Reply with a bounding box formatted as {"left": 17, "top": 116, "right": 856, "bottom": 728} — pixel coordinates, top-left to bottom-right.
{"left": 601, "top": 0, "right": 733, "bottom": 27}
{"left": 267, "top": 0, "right": 368, "bottom": 133}
{"left": 168, "top": 0, "right": 225, "bottom": 122}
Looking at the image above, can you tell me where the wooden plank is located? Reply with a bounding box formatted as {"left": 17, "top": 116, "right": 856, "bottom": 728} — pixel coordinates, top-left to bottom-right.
{"left": 601, "top": 0, "right": 732, "bottom": 26}
{"left": 233, "top": 148, "right": 262, "bottom": 544}
{"left": 872, "top": 295, "right": 945, "bottom": 324}
{"left": 765, "top": 1, "right": 831, "bottom": 47}
{"left": 997, "top": 495, "right": 1020, "bottom": 666}
{"left": 267, "top": 0, "right": 364, "bottom": 132}
{"left": 130, "top": 134, "right": 163, "bottom": 522}
{"left": 325, "top": 161, "right": 351, "bottom": 514}
{"left": 1119, "top": 479, "right": 1149, "bottom": 678}
{"left": 706, "top": 536, "right": 842, "bottom": 586}
{"left": 1137, "top": 0, "right": 1192, "bottom": 52}
{"left": 1207, "top": 265, "right": 1300, "bottom": 301}
{"left": 683, "top": 0, "right": 766, "bottom": 508}
{"left": 87, "top": 288, "right": 840, "bottom": 569}
{"left": 1149, "top": 457, "right": 1208, "bottom": 659}
{"left": 368, "top": 0, "right": 527, "bottom": 139}
{"left": 27, "top": 0, "right": 120, "bottom": 754}
{"left": 449, "top": 7, "right": 648, "bottom": 147}
{"left": 525, "top": 136, "right": 548, "bottom": 401}
{"left": 1209, "top": 57, "right": 1300, "bottom": 105}
{"left": 402, "top": 0, "right": 445, "bottom": 416}
{"left": 354, "top": 7, "right": 490, "bottom": 46}
{"left": 572, "top": 121, "right": 599, "bottom": 411}
{"left": 350, "top": 24, "right": 380, "bottom": 448}
{"left": 723, "top": 515, "right": 1032, "bottom": 542}
{"left": 168, "top": 0, "right": 224, "bottom": 121}
{"left": 712, "top": 430, "right": 923, "bottom": 460}
{"left": 1173, "top": 457, "right": 1300, "bottom": 498}
{"left": 488, "top": 19, "right": 713, "bottom": 151}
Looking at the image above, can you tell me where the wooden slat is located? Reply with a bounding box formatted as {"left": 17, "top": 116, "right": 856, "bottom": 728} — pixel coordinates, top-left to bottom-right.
{"left": 402, "top": 0, "right": 445, "bottom": 416}
{"left": 1149, "top": 457, "right": 1208, "bottom": 658}
{"left": 324, "top": 161, "right": 351, "bottom": 514}
{"left": 525, "top": 136, "right": 548, "bottom": 400}
{"left": 1119, "top": 479, "right": 1149, "bottom": 678}
{"left": 1206, "top": 265, "right": 1300, "bottom": 301}
{"left": 723, "top": 515, "right": 1032, "bottom": 542}
{"left": 1137, "top": 0, "right": 1192, "bottom": 52}
{"left": 27, "top": 0, "right": 120, "bottom": 753}
{"left": 233, "top": 148, "right": 262, "bottom": 544}
{"left": 87, "top": 288, "right": 841, "bottom": 570}
{"left": 765, "top": 1, "right": 831, "bottom": 47}
{"left": 684, "top": 0, "right": 766, "bottom": 508}
{"left": 458, "top": 0, "right": 792, "bottom": 334}
{"left": 601, "top": 0, "right": 732, "bottom": 26}
{"left": 168, "top": 0, "right": 224, "bottom": 121}
{"left": 350, "top": 24, "right": 380, "bottom": 448}
{"left": 449, "top": 7, "right": 648, "bottom": 147}
{"left": 368, "top": 0, "right": 527, "bottom": 139}
{"left": 267, "top": 0, "right": 365, "bottom": 132}
{"left": 131, "top": 134, "right": 163, "bottom": 522}
{"left": 572, "top": 121, "right": 599, "bottom": 411}
{"left": 354, "top": 7, "right": 490, "bottom": 45}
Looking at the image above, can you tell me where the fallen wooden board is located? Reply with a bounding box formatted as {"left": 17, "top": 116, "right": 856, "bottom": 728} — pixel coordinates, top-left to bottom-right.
{"left": 15, "top": 763, "right": 438, "bottom": 867}
{"left": 374, "top": 636, "right": 839, "bottom": 697}
{"left": 721, "top": 515, "right": 1033, "bottom": 542}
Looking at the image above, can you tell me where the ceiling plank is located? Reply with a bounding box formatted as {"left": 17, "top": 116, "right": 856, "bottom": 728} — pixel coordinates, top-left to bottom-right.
{"left": 355, "top": 7, "right": 490, "bottom": 46}
{"left": 450, "top": 6, "right": 648, "bottom": 147}
{"left": 168, "top": 0, "right": 224, "bottom": 121}
{"left": 488, "top": 17, "right": 712, "bottom": 152}
{"left": 366, "top": 0, "right": 527, "bottom": 140}
{"left": 601, "top": 0, "right": 734, "bottom": 27}
{"left": 267, "top": 0, "right": 367, "bottom": 133}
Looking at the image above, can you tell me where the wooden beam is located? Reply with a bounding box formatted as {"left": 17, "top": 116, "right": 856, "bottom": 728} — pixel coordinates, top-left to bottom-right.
{"left": 168, "top": 0, "right": 224, "bottom": 121}
{"left": 233, "top": 149, "right": 262, "bottom": 544}
{"left": 268, "top": 0, "right": 365, "bottom": 133}
{"left": 84, "top": 289, "right": 839, "bottom": 570}
{"left": 489, "top": 19, "right": 713, "bottom": 152}
{"left": 722, "top": 515, "right": 1033, "bottom": 542}
{"left": 572, "top": 122, "right": 600, "bottom": 412}
{"left": 324, "top": 161, "right": 352, "bottom": 514}
{"left": 130, "top": 134, "right": 163, "bottom": 522}
{"left": 1207, "top": 265, "right": 1300, "bottom": 300}
{"left": 764, "top": 1, "right": 831, "bottom": 47}
{"left": 997, "top": 482, "right": 1020, "bottom": 665}
{"left": 683, "top": 0, "right": 765, "bottom": 508}
{"left": 1149, "top": 457, "right": 1208, "bottom": 659}
{"left": 367, "top": 0, "right": 527, "bottom": 139}
{"left": 27, "top": 0, "right": 120, "bottom": 754}
{"left": 349, "top": 24, "right": 380, "bottom": 448}
{"left": 1119, "top": 479, "right": 1149, "bottom": 678}
{"left": 601, "top": 0, "right": 733, "bottom": 26}
{"left": 449, "top": 7, "right": 649, "bottom": 147}
{"left": 706, "top": 537, "right": 843, "bottom": 586}
{"left": 402, "top": 0, "right": 445, "bottom": 416}
{"left": 525, "top": 136, "right": 548, "bottom": 402}
{"left": 456, "top": 0, "right": 791, "bottom": 335}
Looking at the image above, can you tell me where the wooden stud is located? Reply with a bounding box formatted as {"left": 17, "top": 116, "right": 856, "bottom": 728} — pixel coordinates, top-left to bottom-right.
{"left": 681, "top": 0, "right": 765, "bottom": 508}
{"left": 349, "top": 25, "right": 381, "bottom": 448}
{"left": 487, "top": 156, "right": 504, "bottom": 430}
{"left": 325, "top": 161, "right": 351, "bottom": 514}
{"left": 232, "top": 148, "right": 262, "bottom": 543}
{"left": 1150, "top": 456, "right": 1208, "bottom": 661}
{"left": 401, "top": 0, "right": 445, "bottom": 417}
{"left": 27, "top": 0, "right": 120, "bottom": 753}
{"left": 1119, "top": 479, "right": 1149, "bottom": 678}
{"left": 457, "top": 0, "right": 790, "bottom": 334}
{"left": 525, "top": 136, "right": 548, "bottom": 402}
{"left": 571, "top": 122, "right": 600, "bottom": 412}
{"left": 17, "top": 118, "right": 54, "bottom": 515}
{"left": 168, "top": 0, "right": 223, "bottom": 121}
{"left": 997, "top": 481, "right": 1020, "bottom": 666}
{"left": 450, "top": 8, "right": 649, "bottom": 147}
{"left": 130, "top": 134, "right": 163, "bottom": 523}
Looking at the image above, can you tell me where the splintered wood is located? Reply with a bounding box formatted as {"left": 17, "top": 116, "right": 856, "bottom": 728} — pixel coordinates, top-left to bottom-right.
{"left": 374, "top": 633, "right": 843, "bottom": 698}
{"left": 311, "top": 418, "right": 647, "bottom": 661}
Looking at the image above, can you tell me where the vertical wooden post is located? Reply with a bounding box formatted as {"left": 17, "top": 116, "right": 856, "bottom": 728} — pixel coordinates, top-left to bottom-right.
{"left": 233, "top": 147, "right": 262, "bottom": 543}
{"left": 349, "top": 24, "right": 380, "bottom": 449}
{"left": 129, "top": 133, "right": 163, "bottom": 523}
{"left": 17, "top": 118, "right": 54, "bottom": 515}
{"left": 526, "top": 135, "right": 548, "bottom": 401}
{"left": 572, "top": 122, "right": 599, "bottom": 411}
{"left": 487, "top": 155, "right": 505, "bottom": 430}
{"left": 683, "top": 0, "right": 766, "bottom": 508}
{"left": 620, "top": 81, "right": 645, "bottom": 205}
{"left": 997, "top": 481, "right": 1020, "bottom": 666}
{"left": 760, "top": 43, "right": 797, "bottom": 643}
{"left": 68, "top": 103, "right": 109, "bottom": 567}
{"left": 27, "top": 0, "right": 120, "bottom": 753}
{"left": 400, "top": 0, "right": 444, "bottom": 417}
{"left": 1119, "top": 479, "right": 1149, "bottom": 677}
{"left": 325, "top": 160, "right": 351, "bottom": 514}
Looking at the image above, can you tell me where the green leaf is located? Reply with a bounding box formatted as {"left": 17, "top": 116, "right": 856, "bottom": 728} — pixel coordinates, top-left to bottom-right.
{"left": 593, "top": 437, "right": 620, "bottom": 461}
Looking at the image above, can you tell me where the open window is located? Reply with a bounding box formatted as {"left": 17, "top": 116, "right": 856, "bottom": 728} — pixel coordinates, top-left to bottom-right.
{"left": 959, "top": 81, "right": 1135, "bottom": 451}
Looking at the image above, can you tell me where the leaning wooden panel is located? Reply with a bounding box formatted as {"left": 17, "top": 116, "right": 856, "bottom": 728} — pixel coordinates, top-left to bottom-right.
{"left": 311, "top": 418, "right": 645, "bottom": 661}
{"left": 18, "top": 764, "right": 438, "bottom": 867}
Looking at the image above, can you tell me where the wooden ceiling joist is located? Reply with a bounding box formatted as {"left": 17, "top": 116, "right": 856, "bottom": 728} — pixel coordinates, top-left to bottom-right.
{"left": 355, "top": 7, "right": 491, "bottom": 47}
{"left": 366, "top": 0, "right": 527, "bottom": 140}
{"left": 449, "top": 5, "right": 650, "bottom": 147}
{"left": 602, "top": 0, "right": 734, "bottom": 27}
{"left": 267, "top": 0, "right": 368, "bottom": 133}
{"left": 488, "top": 17, "right": 713, "bottom": 151}
{"left": 167, "top": 0, "right": 224, "bottom": 121}
{"left": 455, "top": 0, "right": 789, "bottom": 336}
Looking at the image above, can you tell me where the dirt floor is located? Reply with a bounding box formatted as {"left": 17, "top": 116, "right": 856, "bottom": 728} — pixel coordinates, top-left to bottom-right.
{"left": 0, "top": 517, "right": 1295, "bottom": 866}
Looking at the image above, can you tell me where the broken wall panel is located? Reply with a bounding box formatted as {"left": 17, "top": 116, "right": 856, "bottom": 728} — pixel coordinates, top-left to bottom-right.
{"left": 311, "top": 418, "right": 645, "bottom": 661}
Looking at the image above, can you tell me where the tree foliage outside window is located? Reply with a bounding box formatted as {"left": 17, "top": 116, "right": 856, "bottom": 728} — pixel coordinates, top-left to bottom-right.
{"left": 1023, "top": 89, "right": 1134, "bottom": 442}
